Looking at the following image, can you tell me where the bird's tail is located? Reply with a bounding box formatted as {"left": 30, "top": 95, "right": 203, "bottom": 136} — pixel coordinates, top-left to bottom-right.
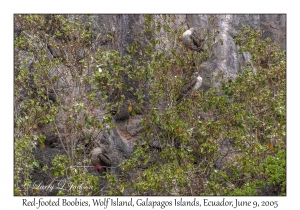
{"left": 191, "top": 46, "right": 204, "bottom": 53}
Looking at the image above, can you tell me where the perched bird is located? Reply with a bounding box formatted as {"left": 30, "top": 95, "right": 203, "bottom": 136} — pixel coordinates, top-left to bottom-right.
{"left": 48, "top": 89, "right": 56, "bottom": 102}
{"left": 91, "top": 146, "right": 111, "bottom": 172}
{"left": 182, "top": 28, "right": 204, "bottom": 52}
{"left": 176, "top": 72, "right": 202, "bottom": 104}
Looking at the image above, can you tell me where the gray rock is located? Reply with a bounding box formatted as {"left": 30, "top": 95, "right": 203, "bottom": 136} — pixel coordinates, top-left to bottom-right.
{"left": 185, "top": 14, "right": 285, "bottom": 87}
{"left": 91, "top": 128, "right": 134, "bottom": 168}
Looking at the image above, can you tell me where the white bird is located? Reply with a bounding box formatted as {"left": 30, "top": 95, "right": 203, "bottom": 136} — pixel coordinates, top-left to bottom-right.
{"left": 176, "top": 72, "right": 202, "bottom": 104}
{"left": 182, "top": 28, "right": 204, "bottom": 52}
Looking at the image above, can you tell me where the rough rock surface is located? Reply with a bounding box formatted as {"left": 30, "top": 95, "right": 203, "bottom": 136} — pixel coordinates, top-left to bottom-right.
{"left": 185, "top": 14, "right": 286, "bottom": 89}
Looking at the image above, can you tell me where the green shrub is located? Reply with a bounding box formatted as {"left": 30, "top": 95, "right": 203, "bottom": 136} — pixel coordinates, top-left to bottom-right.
{"left": 14, "top": 15, "right": 285, "bottom": 196}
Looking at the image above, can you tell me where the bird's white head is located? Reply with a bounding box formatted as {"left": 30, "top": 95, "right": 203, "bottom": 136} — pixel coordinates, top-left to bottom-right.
{"left": 190, "top": 28, "right": 197, "bottom": 35}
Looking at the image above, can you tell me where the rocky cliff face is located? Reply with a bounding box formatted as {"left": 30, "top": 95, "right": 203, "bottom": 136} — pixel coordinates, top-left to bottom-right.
{"left": 185, "top": 14, "right": 286, "bottom": 89}
{"left": 87, "top": 13, "right": 286, "bottom": 155}
{"left": 14, "top": 14, "right": 286, "bottom": 195}
{"left": 86, "top": 14, "right": 286, "bottom": 88}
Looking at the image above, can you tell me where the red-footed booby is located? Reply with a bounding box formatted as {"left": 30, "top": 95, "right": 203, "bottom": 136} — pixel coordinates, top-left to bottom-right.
{"left": 176, "top": 72, "right": 202, "bottom": 104}
{"left": 91, "top": 146, "right": 111, "bottom": 172}
{"left": 182, "top": 28, "right": 204, "bottom": 52}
